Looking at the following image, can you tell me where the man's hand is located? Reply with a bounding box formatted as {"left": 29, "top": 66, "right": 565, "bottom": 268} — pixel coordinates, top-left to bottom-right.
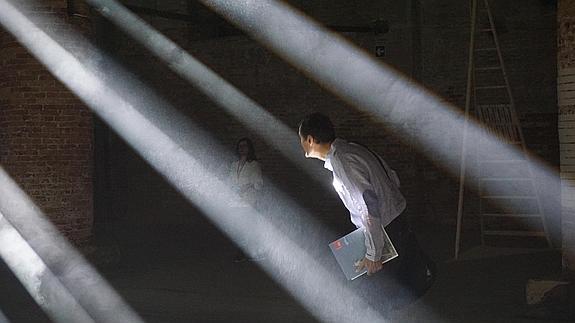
{"left": 355, "top": 257, "right": 383, "bottom": 275}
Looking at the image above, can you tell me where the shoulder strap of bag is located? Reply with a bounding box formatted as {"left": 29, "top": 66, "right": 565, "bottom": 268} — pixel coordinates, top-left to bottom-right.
{"left": 349, "top": 141, "right": 401, "bottom": 188}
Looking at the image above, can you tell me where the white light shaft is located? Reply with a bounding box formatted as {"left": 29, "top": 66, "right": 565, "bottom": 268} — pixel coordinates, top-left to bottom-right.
{"left": 0, "top": 209, "right": 94, "bottom": 323}
{"left": 87, "top": 0, "right": 327, "bottom": 186}
{"left": 0, "top": 1, "right": 386, "bottom": 322}
{"left": 0, "top": 309, "right": 10, "bottom": 323}
{"left": 0, "top": 2, "right": 144, "bottom": 323}
{"left": 0, "top": 168, "right": 143, "bottom": 323}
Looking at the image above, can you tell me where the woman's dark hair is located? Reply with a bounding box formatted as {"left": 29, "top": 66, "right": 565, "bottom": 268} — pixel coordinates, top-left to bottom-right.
{"left": 298, "top": 112, "right": 336, "bottom": 144}
{"left": 236, "top": 137, "right": 257, "bottom": 162}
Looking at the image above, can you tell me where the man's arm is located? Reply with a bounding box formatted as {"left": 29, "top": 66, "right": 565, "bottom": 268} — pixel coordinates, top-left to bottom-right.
{"left": 336, "top": 156, "right": 386, "bottom": 274}
{"left": 361, "top": 190, "right": 385, "bottom": 262}
{"left": 355, "top": 210, "right": 386, "bottom": 275}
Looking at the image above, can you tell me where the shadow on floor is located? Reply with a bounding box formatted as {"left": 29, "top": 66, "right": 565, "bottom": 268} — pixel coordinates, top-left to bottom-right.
{"left": 0, "top": 220, "right": 570, "bottom": 323}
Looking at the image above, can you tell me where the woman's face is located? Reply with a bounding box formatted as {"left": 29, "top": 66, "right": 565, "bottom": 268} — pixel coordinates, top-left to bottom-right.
{"left": 238, "top": 141, "right": 250, "bottom": 157}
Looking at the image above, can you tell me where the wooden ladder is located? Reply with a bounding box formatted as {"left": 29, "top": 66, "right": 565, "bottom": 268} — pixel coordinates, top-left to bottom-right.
{"left": 455, "top": 0, "right": 552, "bottom": 259}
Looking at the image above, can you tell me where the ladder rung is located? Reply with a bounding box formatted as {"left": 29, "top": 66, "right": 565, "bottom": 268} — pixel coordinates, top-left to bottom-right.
{"left": 480, "top": 122, "right": 514, "bottom": 125}
{"left": 475, "top": 66, "right": 502, "bottom": 71}
{"left": 481, "top": 195, "right": 535, "bottom": 199}
{"left": 483, "top": 230, "right": 546, "bottom": 237}
{"left": 475, "top": 85, "right": 506, "bottom": 90}
{"left": 481, "top": 141, "right": 522, "bottom": 145}
{"left": 479, "top": 159, "right": 526, "bottom": 163}
{"left": 476, "top": 104, "right": 511, "bottom": 108}
{"left": 479, "top": 178, "right": 532, "bottom": 181}
{"left": 482, "top": 213, "right": 541, "bottom": 218}
{"left": 475, "top": 47, "right": 497, "bottom": 52}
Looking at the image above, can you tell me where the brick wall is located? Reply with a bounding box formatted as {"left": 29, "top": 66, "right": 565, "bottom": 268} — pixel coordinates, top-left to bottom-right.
{"left": 558, "top": 0, "right": 575, "bottom": 273}
{"left": 0, "top": 0, "right": 94, "bottom": 243}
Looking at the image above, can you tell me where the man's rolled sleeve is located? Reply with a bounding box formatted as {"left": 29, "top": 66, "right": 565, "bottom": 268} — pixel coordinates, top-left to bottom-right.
{"left": 338, "top": 156, "right": 386, "bottom": 262}
{"left": 362, "top": 213, "right": 385, "bottom": 262}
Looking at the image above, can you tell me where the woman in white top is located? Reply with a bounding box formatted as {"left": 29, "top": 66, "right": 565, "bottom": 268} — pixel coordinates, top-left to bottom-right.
{"left": 229, "top": 137, "right": 263, "bottom": 208}
{"left": 229, "top": 137, "right": 264, "bottom": 262}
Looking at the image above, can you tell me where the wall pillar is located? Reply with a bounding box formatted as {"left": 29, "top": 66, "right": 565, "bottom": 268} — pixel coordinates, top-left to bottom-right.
{"left": 0, "top": 0, "right": 94, "bottom": 243}
{"left": 558, "top": 0, "right": 575, "bottom": 275}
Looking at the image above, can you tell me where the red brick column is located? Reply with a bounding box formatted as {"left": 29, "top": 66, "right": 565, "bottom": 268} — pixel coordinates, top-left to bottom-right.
{"left": 0, "top": 0, "right": 93, "bottom": 243}
{"left": 558, "top": 0, "right": 575, "bottom": 274}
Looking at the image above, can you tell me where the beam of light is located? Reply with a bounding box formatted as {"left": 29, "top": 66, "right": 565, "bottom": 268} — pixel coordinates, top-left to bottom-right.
{"left": 0, "top": 208, "right": 94, "bottom": 323}
{"left": 0, "top": 1, "right": 392, "bottom": 322}
{"left": 198, "top": 0, "right": 562, "bottom": 242}
{"left": 0, "top": 309, "right": 9, "bottom": 323}
{"left": 0, "top": 164, "right": 143, "bottom": 322}
{"left": 86, "top": 0, "right": 331, "bottom": 187}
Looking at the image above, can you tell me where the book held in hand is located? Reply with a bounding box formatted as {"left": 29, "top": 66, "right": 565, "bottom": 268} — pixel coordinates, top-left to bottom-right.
{"left": 329, "top": 226, "right": 398, "bottom": 280}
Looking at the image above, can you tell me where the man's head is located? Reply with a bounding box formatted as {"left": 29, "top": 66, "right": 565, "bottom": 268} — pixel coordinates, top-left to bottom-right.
{"left": 298, "top": 113, "right": 335, "bottom": 160}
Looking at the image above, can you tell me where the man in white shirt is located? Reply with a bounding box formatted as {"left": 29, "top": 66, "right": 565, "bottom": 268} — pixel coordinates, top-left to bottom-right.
{"left": 298, "top": 113, "right": 434, "bottom": 296}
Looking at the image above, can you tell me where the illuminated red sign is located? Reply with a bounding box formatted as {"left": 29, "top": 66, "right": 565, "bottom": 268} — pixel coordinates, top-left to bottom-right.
{"left": 334, "top": 240, "right": 343, "bottom": 250}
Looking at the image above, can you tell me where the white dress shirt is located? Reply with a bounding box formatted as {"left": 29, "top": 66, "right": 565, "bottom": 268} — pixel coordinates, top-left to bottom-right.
{"left": 325, "top": 138, "right": 406, "bottom": 261}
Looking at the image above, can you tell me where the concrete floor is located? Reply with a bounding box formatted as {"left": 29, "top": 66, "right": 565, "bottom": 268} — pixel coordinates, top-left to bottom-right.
{"left": 0, "top": 221, "right": 570, "bottom": 323}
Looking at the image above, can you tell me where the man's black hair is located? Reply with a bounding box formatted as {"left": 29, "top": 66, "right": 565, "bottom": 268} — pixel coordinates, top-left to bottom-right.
{"left": 298, "top": 112, "right": 336, "bottom": 144}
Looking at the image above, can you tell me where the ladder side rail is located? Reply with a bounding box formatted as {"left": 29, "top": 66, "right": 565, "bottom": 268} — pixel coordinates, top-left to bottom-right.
{"left": 483, "top": 0, "right": 523, "bottom": 147}
{"left": 455, "top": 0, "right": 478, "bottom": 260}
{"left": 483, "top": 0, "right": 552, "bottom": 247}
{"left": 480, "top": 183, "right": 486, "bottom": 245}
